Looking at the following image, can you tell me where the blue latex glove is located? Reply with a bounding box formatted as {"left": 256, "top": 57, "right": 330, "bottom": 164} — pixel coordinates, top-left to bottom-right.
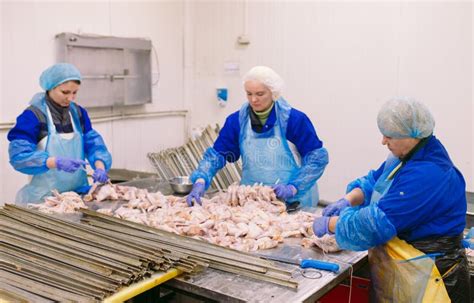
{"left": 92, "top": 168, "right": 109, "bottom": 183}
{"left": 186, "top": 182, "right": 206, "bottom": 206}
{"left": 322, "top": 198, "right": 351, "bottom": 217}
{"left": 313, "top": 216, "right": 331, "bottom": 237}
{"left": 55, "top": 157, "right": 86, "bottom": 173}
{"left": 272, "top": 184, "right": 297, "bottom": 201}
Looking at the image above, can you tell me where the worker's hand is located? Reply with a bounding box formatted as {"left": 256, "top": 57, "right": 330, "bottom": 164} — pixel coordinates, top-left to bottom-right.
{"left": 186, "top": 182, "right": 205, "bottom": 206}
{"left": 313, "top": 216, "right": 331, "bottom": 237}
{"left": 322, "top": 198, "right": 350, "bottom": 217}
{"left": 92, "top": 168, "right": 109, "bottom": 183}
{"left": 272, "top": 184, "right": 297, "bottom": 201}
{"left": 55, "top": 157, "right": 86, "bottom": 173}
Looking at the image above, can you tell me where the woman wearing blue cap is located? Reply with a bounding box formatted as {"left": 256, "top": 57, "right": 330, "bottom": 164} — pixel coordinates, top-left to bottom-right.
{"left": 8, "top": 63, "right": 112, "bottom": 204}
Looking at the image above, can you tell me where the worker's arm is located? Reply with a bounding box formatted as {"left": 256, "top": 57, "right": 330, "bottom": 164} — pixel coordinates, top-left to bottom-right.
{"left": 8, "top": 110, "right": 50, "bottom": 175}
{"left": 344, "top": 188, "right": 365, "bottom": 206}
{"left": 79, "top": 106, "right": 112, "bottom": 171}
{"left": 334, "top": 202, "right": 397, "bottom": 251}
{"left": 190, "top": 112, "right": 240, "bottom": 189}
{"left": 345, "top": 161, "right": 386, "bottom": 207}
{"left": 285, "top": 109, "right": 328, "bottom": 194}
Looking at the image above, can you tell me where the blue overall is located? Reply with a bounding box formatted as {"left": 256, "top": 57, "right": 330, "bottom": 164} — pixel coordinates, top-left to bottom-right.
{"left": 239, "top": 98, "right": 318, "bottom": 207}
{"left": 16, "top": 94, "right": 88, "bottom": 205}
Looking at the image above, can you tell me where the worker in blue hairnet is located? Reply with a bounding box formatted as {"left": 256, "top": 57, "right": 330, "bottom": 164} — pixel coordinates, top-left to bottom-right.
{"left": 8, "top": 63, "right": 112, "bottom": 205}
{"left": 313, "top": 97, "right": 470, "bottom": 302}
{"left": 186, "top": 66, "right": 328, "bottom": 208}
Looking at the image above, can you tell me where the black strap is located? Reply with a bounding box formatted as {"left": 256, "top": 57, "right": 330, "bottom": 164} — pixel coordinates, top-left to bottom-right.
{"left": 249, "top": 107, "right": 264, "bottom": 133}
{"left": 409, "top": 234, "right": 463, "bottom": 254}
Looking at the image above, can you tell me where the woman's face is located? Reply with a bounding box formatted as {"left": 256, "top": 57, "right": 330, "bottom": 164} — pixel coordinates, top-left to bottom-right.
{"left": 48, "top": 81, "right": 80, "bottom": 107}
{"left": 382, "top": 135, "right": 420, "bottom": 158}
{"left": 244, "top": 80, "right": 274, "bottom": 112}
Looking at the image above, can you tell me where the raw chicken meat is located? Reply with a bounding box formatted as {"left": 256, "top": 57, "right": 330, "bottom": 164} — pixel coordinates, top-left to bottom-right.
{"left": 32, "top": 183, "right": 319, "bottom": 252}
{"left": 301, "top": 234, "right": 341, "bottom": 253}
{"left": 28, "top": 190, "right": 86, "bottom": 214}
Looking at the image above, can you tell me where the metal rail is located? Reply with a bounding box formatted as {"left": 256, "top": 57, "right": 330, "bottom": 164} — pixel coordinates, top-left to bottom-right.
{"left": 147, "top": 124, "right": 242, "bottom": 191}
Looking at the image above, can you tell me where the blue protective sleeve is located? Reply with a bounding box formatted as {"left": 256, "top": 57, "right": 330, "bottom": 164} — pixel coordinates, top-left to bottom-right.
{"left": 346, "top": 162, "right": 385, "bottom": 206}
{"left": 213, "top": 112, "right": 241, "bottom": 162}
{"left": 289, "top": 147, "right": 328, "bottom": 192}
{"left": 190, "top": 147, "right": 226, "bottom": 189}
{"left": 335, "top": 202, "right": 397, "bottom": 251}
{"left": 9, "top": 139, "right": 49, "bottom": 175}
{"left": 80, "top": 108, "right": 112, "bottom": 170}
{"left": 286, "top": 108, "right": 323, "bottom": 158}
{"left": 83, "top": 129, "right": 112, "bottom": 171}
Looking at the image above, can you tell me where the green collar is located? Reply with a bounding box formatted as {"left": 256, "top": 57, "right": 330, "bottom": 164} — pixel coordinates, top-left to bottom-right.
{"left": 252, "top": 102, "right": 274, "bottom": 125}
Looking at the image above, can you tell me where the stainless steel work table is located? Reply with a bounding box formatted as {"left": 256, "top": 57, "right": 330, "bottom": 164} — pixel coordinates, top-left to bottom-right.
{"left": 118, "top": 178, "right": 368, "bottom": 302}
{"left": 162, "top": 239, "right": 367, "bottom": 302}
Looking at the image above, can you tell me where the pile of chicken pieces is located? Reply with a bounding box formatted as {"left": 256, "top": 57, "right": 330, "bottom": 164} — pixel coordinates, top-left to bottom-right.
{"left": 28, "top": 190, "right": 86, "bottom": 214}
{"left": 30, "top": 183, "right": 339, "bottom": 252}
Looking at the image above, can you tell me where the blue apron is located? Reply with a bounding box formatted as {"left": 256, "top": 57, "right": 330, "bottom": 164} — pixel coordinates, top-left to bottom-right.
{"left": 370, "top": 153, "right": 401, "bottom": 203}
{"left": 239, "top": 98, "right": 318, "bottom": 207}
{"left": 16, "top": 94, "right": 88, "bottom": 205}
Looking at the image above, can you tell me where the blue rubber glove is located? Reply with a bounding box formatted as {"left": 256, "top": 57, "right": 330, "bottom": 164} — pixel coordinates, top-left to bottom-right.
{"left": 92, "top": 168, "right": 109, "bottom": 183}
{"left": 272, "top": 184, "right": 297, "bottom": 201}
{"left": 313, "top": 216, "right": 331, "bottom": 237}
{"left": 55, "top": 157, "right": 86, "bottom": 173}
{"left": 186, "top": 182, "right": 206, "bottom": 206}
{"left": 322, "top": 198, "right": 351, "bottom": 217}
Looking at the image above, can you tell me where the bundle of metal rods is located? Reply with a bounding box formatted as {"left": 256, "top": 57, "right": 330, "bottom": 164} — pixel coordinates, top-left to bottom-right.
{"left": 1, "top": 204, "right": 298, "bottom": 301}
{"left": 0, "top": 205, "right": 208, "bottom": 302}
{"left": 80, "top": 208, "right": 298, "bottom": 289}
{"left": 148, "top": 124, "right": 242, "bottom": 191}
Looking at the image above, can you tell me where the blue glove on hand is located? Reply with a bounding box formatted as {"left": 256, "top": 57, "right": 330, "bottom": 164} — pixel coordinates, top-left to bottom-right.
{"left": 186, "top": 182, "right": 206, "bottom": 206}
{"left": 322, "top": 198, "right": 351, "bottom": 217}
{"left": 92, "top": 168, "right": 109, "bottom": 183}
{"left": 55, "top": 157, "right": 86, "bottom": 173}
{"left": 313, "top": 216, "right": 331, "bottom": 237}
{"left": 272, "top": 184, "right": 297, "bottom": 201}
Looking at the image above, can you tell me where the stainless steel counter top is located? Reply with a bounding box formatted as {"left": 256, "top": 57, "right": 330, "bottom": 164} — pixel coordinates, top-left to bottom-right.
{"left": 115, "top": 178, "right": 368, "bottom": 302}
{"left": 165, "top": 238, "right": 367, "bottom": 302}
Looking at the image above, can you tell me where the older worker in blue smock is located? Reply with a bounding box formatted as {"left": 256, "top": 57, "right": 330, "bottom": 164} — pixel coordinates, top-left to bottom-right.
{"left": 187, "top": 66, "right": 328, "bottom": 208}
{"left": 8, "top": 63, "right": 112, "bottom": 205}
{"left": 313, "top": 97, "right": 470, "bottom": 302}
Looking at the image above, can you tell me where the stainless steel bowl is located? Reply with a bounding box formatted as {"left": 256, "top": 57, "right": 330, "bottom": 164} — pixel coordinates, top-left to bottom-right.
{"left": 169, "top": 176, "right": 193, "bottom": 194}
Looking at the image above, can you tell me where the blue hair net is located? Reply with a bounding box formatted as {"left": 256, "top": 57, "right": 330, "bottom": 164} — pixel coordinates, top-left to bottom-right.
{"left": 335, "top": 202, "right": 397, "bottom": 251}
{"left": 377, "top": 97, "right": 435, "bottom": 139}
{"left": 190, "top": 147, "right": 226, "bottom": 189}
{"left": 39, "top": 63, "right": 81, "bottom": 91}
